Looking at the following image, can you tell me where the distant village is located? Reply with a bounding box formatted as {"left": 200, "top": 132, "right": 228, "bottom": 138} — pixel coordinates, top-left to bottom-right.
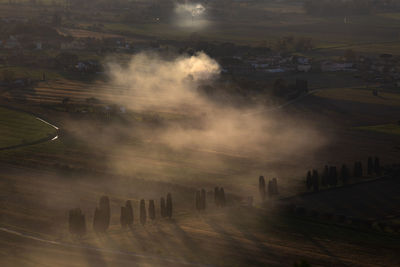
{"left": 1, "top": 16, "right": 400, "bottom": 91}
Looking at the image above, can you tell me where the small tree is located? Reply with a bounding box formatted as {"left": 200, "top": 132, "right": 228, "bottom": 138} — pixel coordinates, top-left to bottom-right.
{"left": 214, "top": 187, "right": 220, "bottom": 207}
{"left": 166, "top": 193, "right": 173, "bottom": 218}
{"left": 201, "top": 189, "right": 206, "bottom": 210}
{"left": 125, "top": 200, "right": 134, "bottom": 227}
{"left": 160, "top": 197, "right": 166, "bottom": 217}
{"left": 120, "top": 207, "right": 127, "bottom": 228}
{"left": 340, "top": 164, "right": 349, "bottom": 185}
{"left": 220, "top": 188, "right": 226, "bottom": 207}
{"left": 358, "top": 162, "right": 363, "bottom": 177}
{"left": 268, "top": 180, "right": 273, "bottom": 197}
{"left": 353, "top": 162, "right": 359, "bottom": 177}
{"left": 69, "top": 208, "right": 86, "bottom": 237}
{"left": 195, "top": 190, "right": 201, "bottom": 210}
{"left": 140, "top": 199, "right": 146, "bottom": 225}
{"left": 99, "top": 196, "right": 110, "bottom": 230}
{"left": 329, "top": 166, "right": 338, "bottom": 186}
{"left": 148, "top": 200, "right": 156, "bottom": 221}
{"left": 374, "top": 156, "right": 381, "bottom": 175}
{"left": 367, "top": 157, "right": 374, "bottom": 175}
{"left": 306, "top": 171, "right": 312, "bottom": 190}
{"left": 272, "top": 178, "right": 279, "bottom": 194}
{"left": 259, "top": 176, "right": 266, "bottom": 201}
{"left": 312, "top": 170, "right": 319, "bottom": 192}
{"left": 322, "top": 165, "right": 329, "bottom": 187}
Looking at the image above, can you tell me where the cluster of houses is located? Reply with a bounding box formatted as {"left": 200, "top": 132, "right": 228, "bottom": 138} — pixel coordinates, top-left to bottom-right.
{"left": 218, "top": 52, "right": 400, "bottom": 87}
{"left": 219, "top": 54, "right": 357, "bottom": 75}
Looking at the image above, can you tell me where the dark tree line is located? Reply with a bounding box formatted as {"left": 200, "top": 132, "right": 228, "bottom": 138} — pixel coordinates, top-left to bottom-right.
{"left": 69, "top": 193, "right": 174, "bottom": 235}
{"left": 305, "top": 156, "right": 382, "bottom": 191}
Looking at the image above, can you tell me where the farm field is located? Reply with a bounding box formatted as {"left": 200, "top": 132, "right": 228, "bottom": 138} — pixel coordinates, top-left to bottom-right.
{"left": 314, "top": 87, "right": 400, "bottom": 106}
{"left": 0, "top": 106, "right": 56, "bottom": 149}
{"left": 354, "top": 124, "right": 400, "bottom": 136}
{"left": 1, "top": 1, "right": 400, "bottom": 265}
{"left": 0, "top": 163, "right": 399, "bottom": 267}
{"left": 280, "top": 176, "right": 400, "bottom": 221}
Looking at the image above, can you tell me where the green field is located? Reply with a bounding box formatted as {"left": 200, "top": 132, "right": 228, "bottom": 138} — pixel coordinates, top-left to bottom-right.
{"left": 355, "top": 123, "right": 400, "bottom": 136}
{"left": 315, "top": 87, "right": 400, "bottom": 106}
{"left": 0, "top": 107, "right": 56, "bottom": 148}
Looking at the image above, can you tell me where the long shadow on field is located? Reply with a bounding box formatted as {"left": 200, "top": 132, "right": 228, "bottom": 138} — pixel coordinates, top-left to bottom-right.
{"left": 302, "top": 232, "right": 349, "bottom": 267}
{"left": 203, "top": 218, "right": 261, "bottom": 266}
{"left": 79, "top": 241, "right": 108, "bottom": 267}
{"left": 167, "top": 222, "right": 208, "bottom": 264}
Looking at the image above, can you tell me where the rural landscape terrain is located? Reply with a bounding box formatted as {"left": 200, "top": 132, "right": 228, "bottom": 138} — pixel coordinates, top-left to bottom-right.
{"left": 0, "top": 0, "right": 400, "bottom": 266}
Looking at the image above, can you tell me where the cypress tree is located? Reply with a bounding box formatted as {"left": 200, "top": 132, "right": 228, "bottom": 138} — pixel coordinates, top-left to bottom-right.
{"left": 259, "top": 176, "right": 266, "bottom": 201}
{"left": 267, "top": 180, "right": 273, "bottom": 197}
{"left": 160, "top": 197, "right": 166, "bottom": 217}
{"left": 125, "top": 200, "right": 133, "bottom": 227}
{"left": 148, "top": 200, "right": 155, "bottom": 221}
{"left": 353, "top": 162, "right": 359, "bottom": 177}
{"left": 69, "top": 209, "right": 74, "bottom": 234}
{"left": 312, "top": 170, "right": 319, "bottom": 192}
{"left": 321, "top": 165, "right": 329, "bottom": 187}
{"left": 306, "top": 171, "right": 312, "bottom": 190}
{"left": 140, "top": 199, "right": 146, "bottom": 225}
{"left": 367, "top": 157, "right": 374, "bottom": 175}
{"left": 374, "top": 156, "right": 381, "bottom": 175}
{"left": 120, "top": 207, "right": 127, "bottom": 228}
{"left": 166, "top": 193, "right": 173, "bottom": 218}
{"left": 272, "top": 178, "right": 278, "bottom": 194}
{"left": 220, "top": 188, "right": 226, "bottom": 207}
{"left": 340, "top": 164, "right": 349, "bottom": 185}
{"left": 69, "top": 208, "right": 86, "bottom": 237}
{"left": 214, "top": 187, "right": 219, "bottom": 206}
{"left": 76, "top": 210, "right": 86, "bottom": 237}
{"left": 195, "top": 190, "right": 201, "bottom": 210}
{"left": 329, "top": 166, "right": 337, "bottom": 186}
{"left": 93, "top": 207, "right": 101, "bottom": 233}
{"left": 201, "top": 189, "right": 206, "bottom": 210}
{"left": 99, "top": 196, "right": 110, "bottom": 231}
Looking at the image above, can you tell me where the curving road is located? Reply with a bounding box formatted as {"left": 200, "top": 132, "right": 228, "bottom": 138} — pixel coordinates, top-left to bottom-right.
{"left": 0, "top": 108, "right": 59, "bottom": 151}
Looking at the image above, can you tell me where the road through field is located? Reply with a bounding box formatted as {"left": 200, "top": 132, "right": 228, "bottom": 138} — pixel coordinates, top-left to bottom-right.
{"left": 0, "top": 107, "right": 59, "bottom": 151}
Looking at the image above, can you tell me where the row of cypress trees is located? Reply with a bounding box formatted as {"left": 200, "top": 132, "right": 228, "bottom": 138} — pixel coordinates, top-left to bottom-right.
{"left": 259, "top": 176, "right": 279, "bottom": 201}
{"left": 136, "top": 193, "right": 172, "bottom": 226}
{"left": 69, "top": 193, "right": 173, "bottom": 236}
{"left": 306, "top": 156, "right": 382, "bottom": 191}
